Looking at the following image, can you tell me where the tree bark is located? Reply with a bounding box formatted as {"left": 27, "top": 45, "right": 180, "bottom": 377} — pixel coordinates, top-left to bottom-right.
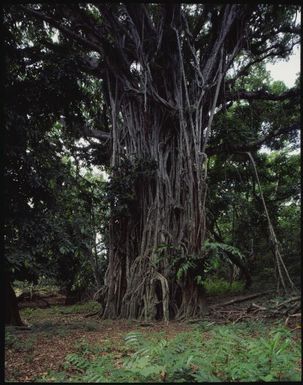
{"left": 5, "top": 275, "right": 24, "bottom": 326}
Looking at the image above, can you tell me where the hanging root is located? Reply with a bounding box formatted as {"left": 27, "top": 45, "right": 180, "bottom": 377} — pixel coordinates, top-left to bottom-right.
{"left": 99, "top": 6, "right": 249, "bottom": 320}
{"left": 247, "top": 152, "right": 296, "bottom": 292}
{"left": 153, "top": 272, "right": 170, "bottom": 322}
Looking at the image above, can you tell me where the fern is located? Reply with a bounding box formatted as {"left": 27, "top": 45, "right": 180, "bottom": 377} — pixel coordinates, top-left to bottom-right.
{"left": 66, "top": 353, "right": 90, "bottom": 371}
{"left": 124, "top": 331, "right": 144, "bottom": 347}
{"left": 176, "top": 260, "right": 196, "bottom": 280}
{"left": 204, "top": 240, "right": 245, "bottom": 261}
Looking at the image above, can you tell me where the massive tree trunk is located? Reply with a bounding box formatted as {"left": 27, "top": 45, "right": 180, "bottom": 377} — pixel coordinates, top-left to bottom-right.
{"left": 98, "top": 4, "right": 248, "bottom": 320}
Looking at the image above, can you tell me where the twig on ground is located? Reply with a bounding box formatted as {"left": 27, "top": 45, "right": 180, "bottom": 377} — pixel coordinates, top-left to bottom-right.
{"left": 131, "top": 319, "right": 156, "bottom": 327}
{"left": 247, "top": 303, "right": 268, "bottom": 313}
{"left": 214, "top": 309, "right": 242, "bottom": 313}
{"left": 187, "top": 318, "right": 205, "bottom": 324}
{"left": 14, "top": 326, "right": 32, "bottom": 331}
{"left": 84, "top": 311, "right": 100, "bottom": 318}
{"left": 285, "top": 312, "right": 301, "bottom": 327}
{"left": 233, "top": 313, "right": 249, "bottom": 324}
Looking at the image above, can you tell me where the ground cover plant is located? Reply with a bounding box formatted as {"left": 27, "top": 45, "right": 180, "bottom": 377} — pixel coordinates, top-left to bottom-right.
{"left": 5, "top": 292, "right": 301, "bottom": 383}
{"left": 204, "top": 277, "right": 245, "bottom": 296}
{"left": 63, "top": 325, "right": 300, "bottom": 382}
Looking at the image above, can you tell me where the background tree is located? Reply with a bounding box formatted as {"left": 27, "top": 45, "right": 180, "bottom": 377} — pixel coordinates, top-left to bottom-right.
{"left": 3, "top": 12, "right": 107, "bottom": 324}
{"left": 206, "top": 67, "right": 300, "bottom": 290}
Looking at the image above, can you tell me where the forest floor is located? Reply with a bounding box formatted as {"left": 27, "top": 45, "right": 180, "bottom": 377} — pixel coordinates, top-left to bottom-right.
{"left": 5, "top": 289, "right": 301, "bottom": 382}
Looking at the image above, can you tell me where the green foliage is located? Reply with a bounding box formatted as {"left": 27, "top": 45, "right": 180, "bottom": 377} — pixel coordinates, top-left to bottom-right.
{"left": 123, "top": 332, "right": 220, "bottom": 382}
{"left": 11, "top": 317, "right": 101, "bottom": 339}
{"left": 5, "top": 331, "right": 36, "bottom": 352}
{"left": 123, "top": 325, "right": 301, "bottom": 382}
{"left": 58, "top": 301, "right": 100, "bottom": 315}
{"left": 203, "top": 240, "right": 246, "bottom": 274}
{"left": 204, "top": 277, "right": 244, "bottom": 295}
{"left": 152, "top": 243, "right": 204, "bottom": 283}
{"left": 21, "top": 301, "right": 100, "bottom": 321}
{"left": 176, "top": 259, "right": 197, "bottom": 281}
{"left": 204, "top": 241, "right": 245, "bottom": 261}
{"left": 207, "top": 149, "right": 300, "bottom": 285}
{"left": 152, "top": 240, "right": 246, "bottom": 289}
{"left": 5, "top": 330, "right": 17, "bottom": 348}
{"left": 4, "top": 9, "right": 108, "bottom": 293}
{"left": 13, "top": 279, "right": 60, "bottom": 298}
{"left": 38, "top": 323, "right": 301, "bottom": 382}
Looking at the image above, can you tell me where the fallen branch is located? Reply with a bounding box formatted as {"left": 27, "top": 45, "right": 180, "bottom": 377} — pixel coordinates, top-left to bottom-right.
{"left": 84, "top": 311, "right": 100, "bottom": 318}
{"left": 233, "top": 312, "right": 249, "bottom": 324}
{"left": 210, "top": 291, "right": 272, "bottom": 308}
{"left": 285, "top": 312, "right": 301, "bottom": 327}
{"left": 276, "top": 296, "right": 300, "bottom": 309}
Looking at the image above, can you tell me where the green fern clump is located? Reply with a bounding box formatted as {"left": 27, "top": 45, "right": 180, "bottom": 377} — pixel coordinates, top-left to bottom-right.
{"left": 5, "top": 330, "right": 36, "bottom": 353}
{"left": 120, "top": 326, "right": 301, "bottom": 382}
{"left": 5, "top": 330, "right": 17, "bottom": 349}
{"left": 196, "top": 323, "right": 301, "bottom": 382}
{"left": 123, "top": 331, "right": 220, "bottom": 382}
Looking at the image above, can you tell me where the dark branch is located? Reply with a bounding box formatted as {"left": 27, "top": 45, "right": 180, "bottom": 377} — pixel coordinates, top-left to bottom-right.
{"left": 225, "top": 38, "right": 300, "bottom": 88}
{"left": 82, "top": 127, "right": 111, "bottom": 141}
{"left": 19, "top": 5, "right": 102, "bottom": 53}
{"left": 225, "top": 87, "right": 300, "bottom": 102}
{"left": 10, "top": 43, "right": 104, "bottom": 77}
{"left": 206, "top": 123, "right": 300, "bottom": 156}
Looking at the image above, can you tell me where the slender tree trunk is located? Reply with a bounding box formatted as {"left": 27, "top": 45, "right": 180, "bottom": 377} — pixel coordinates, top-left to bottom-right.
{"left": 5, "top": 275, "right": 24, "bottom": 326}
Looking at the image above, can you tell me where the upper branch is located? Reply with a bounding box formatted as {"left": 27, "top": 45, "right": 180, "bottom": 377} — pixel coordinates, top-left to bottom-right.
{"left": 206, "top": 122, "right": 299, "bottom": 156}
{"left": 19, "top": 5, "right": 102, "bottom": 53}
{"left": 225, "top": 87, "right": 300, "bottom": 102}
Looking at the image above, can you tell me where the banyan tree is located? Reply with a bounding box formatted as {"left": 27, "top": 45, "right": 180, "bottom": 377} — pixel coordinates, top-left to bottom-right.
{"left": 17, "top": 4, "right": 300, "bottom": 320}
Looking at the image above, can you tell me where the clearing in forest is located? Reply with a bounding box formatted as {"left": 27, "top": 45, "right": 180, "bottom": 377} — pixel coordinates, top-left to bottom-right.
{"left": 5, "top": 293, "right": 301, "bottom": 383}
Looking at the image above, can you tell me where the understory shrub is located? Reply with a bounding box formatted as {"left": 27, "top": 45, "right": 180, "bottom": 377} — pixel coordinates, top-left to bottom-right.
{"left": 5, "top": 330, "right": 36, "bottom": 352}
{"left": 204, "top": 277, "right": 245, "bottom": 295}
{"left": 20, "top": 301, "right": 100, "bottom": 320}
